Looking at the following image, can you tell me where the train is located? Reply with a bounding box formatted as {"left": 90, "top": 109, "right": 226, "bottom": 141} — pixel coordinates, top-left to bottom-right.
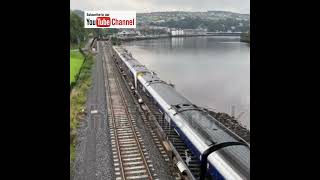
{"left": 110, "top": 45, "right": 250, "bottom": 180}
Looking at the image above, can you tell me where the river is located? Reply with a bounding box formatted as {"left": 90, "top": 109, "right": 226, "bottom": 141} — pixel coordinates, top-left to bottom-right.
{"left": 123, "top": 36, "right": 250, "bottom": 130}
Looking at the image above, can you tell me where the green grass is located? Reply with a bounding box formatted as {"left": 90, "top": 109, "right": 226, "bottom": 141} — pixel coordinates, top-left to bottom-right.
{"left": 70, "top": 50, "right": 84, "bottom": 85}
{"left": 70, "top": 53, "right": 94, "bottom": 171}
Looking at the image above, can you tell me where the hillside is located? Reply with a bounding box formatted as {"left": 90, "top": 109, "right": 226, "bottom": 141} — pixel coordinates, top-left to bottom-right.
{"left": 72, "top": 10, "right": 250, "bottom": 32}
{"left": 137, "top": 11, "right": 250, "bottom": 32}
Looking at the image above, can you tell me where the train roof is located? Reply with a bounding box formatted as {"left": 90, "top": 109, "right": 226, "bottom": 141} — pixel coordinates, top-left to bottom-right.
{"left": 144, "top": 74, "right": 250, "bottom": 175}
{"left": 114, "top": 46, "right": 149, "bottom": 73}
{"left": 143, "top": 74, "right": 191, "bottom": 105}
{"left": 213, "top": 145, "right": 250, "bottom": 178}
{"left": 141, "top": 72, "right": 245, "bottom": 145}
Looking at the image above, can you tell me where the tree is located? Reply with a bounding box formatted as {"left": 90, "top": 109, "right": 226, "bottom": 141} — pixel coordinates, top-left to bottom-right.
{"left": 70, "top": 11, "right": 94, "bottom": 46}
{"left": 70, "top": 11, "right": 85, "bottom": 45}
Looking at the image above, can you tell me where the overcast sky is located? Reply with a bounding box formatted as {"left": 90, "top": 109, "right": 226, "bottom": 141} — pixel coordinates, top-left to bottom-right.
{"left": 70, "top": 0, "right": 250, "bottom": 14}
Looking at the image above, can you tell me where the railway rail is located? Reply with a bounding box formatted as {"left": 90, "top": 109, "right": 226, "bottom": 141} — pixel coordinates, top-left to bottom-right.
{"left": 102, "top": 41, "right": 157, "bottom": 180}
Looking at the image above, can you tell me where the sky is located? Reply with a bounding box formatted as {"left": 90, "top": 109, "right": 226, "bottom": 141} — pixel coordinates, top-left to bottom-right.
{"left": 70, "top": 0, "right": 250, "bottom": 14}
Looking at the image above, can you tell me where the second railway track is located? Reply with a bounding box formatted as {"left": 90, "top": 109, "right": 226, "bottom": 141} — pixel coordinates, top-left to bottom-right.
{"left": 102, "top": 41, "right": 157, "bottom": 180}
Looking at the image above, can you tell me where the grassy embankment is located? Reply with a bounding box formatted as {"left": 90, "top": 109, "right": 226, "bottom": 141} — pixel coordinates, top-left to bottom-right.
{"left": 70, "top": 50, "right": 94, "bottom": 165}
{"left": 70, "top": 50, "right": 84, "bottom": 84}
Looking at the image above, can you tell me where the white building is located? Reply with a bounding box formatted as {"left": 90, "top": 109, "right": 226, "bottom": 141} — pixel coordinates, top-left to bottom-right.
{"left": 170, "top": 29, "right": 184, "bottom": 36}
{"left": 117, "top": 30, "right": 139, "bottom": 37}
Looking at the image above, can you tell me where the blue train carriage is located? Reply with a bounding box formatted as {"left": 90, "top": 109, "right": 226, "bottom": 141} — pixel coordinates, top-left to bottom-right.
{"left": 112, "top": 46, "right": 250, "bottom": 180}
{"left": 139, "top": 74, "right": 250, "bottom": 179}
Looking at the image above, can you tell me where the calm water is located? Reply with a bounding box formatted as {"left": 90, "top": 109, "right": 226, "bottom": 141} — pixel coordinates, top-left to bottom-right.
{"left": 123, "top": 36, "right": 250, "bottom": 130}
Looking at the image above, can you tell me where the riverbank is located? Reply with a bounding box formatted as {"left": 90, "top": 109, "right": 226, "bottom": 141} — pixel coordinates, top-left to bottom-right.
{"left": 240, "top": 39, "right": 250, "bottom": 43}
{"left": 118, "top": 34, "right": 242, "bottom": 42}
{"left": 207, "top": 110, "right": 250, "bottom": 143}
{"left": 118, "top": 35, "right": 170, "bottom": 42}
{"left": 240, "top": 33, "right": 250, "bottom": 43}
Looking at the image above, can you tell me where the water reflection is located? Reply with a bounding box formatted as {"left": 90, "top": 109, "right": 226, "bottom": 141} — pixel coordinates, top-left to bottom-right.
{"left": 170, "top": 37, "right": 184, "bottom": 48}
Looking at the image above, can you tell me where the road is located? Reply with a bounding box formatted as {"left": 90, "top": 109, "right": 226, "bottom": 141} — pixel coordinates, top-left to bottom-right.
{"left": 73, "top": 41, "right": 115, "bottom": 180}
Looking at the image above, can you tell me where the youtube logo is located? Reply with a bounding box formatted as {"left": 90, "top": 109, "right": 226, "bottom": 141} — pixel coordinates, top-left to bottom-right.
{"left": 96, "top": 17, "right": 111, "bottom": 27}
{"left": 85, "top": 11, "right": 136, "bottom": 28}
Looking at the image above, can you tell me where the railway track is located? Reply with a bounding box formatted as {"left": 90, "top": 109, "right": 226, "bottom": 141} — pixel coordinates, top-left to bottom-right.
{"left": 102, "top": 42, "right": 157, "bottom": 180}
{"left": 107, "top": 49, "right": 172, "bottom": 164}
